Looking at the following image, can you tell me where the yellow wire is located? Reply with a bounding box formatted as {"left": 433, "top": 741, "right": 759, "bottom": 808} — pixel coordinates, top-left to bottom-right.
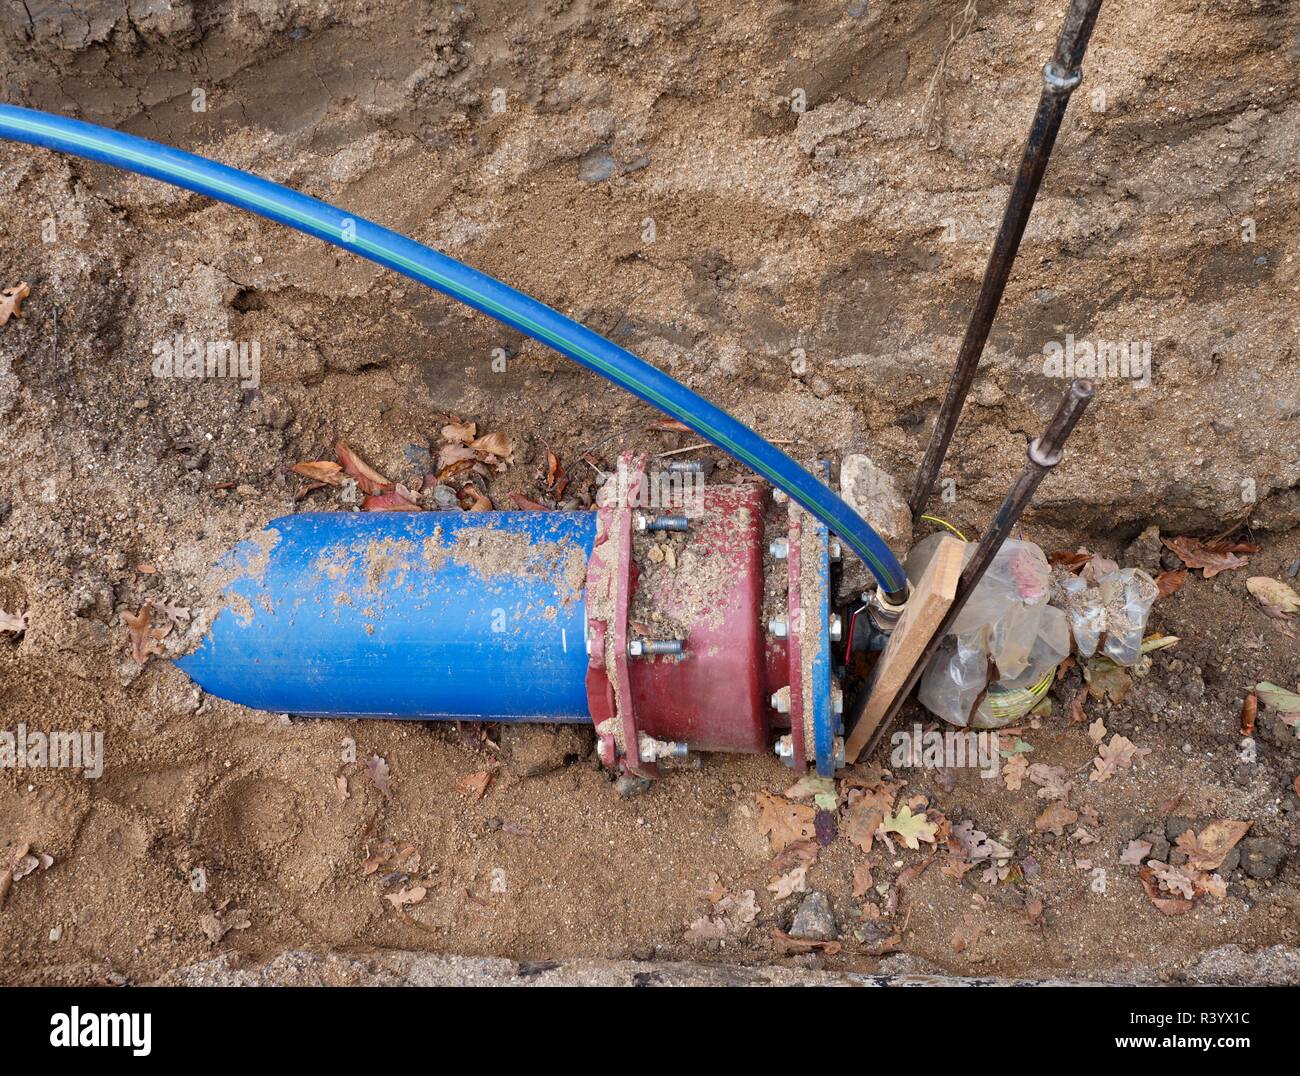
{"left": 920, "top": 514, "right": 968, "bottom": 542}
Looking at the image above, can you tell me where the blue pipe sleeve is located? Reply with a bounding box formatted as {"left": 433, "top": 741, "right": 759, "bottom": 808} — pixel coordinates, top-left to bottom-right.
{"left": 0, "top": 103, "right": 908, "bottom": 594}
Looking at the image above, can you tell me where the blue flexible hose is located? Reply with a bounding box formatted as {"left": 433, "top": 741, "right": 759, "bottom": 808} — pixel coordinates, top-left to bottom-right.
{"left": 0, "top": 103, "right": 908, "bottom": 594}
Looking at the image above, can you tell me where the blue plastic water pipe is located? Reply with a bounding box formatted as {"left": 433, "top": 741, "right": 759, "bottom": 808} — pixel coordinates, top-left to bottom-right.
{"left": 178, "top": 511, "right": 596, "bottom": 720}
{"left": 0, "top": 103, "right": 909, "bottom": 596}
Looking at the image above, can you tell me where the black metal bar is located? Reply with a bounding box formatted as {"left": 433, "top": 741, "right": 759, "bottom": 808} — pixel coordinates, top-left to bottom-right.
{"left": 848, "top": 379, "right": 1095, "bottom": 761}
{"left": 908, "top": 0, "right": 1103, "bottom": 521}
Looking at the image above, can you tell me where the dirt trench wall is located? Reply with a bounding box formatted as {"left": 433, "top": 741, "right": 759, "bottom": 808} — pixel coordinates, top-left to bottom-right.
{"left": 1, "top": 0, "right": 1297, "bottom": 541}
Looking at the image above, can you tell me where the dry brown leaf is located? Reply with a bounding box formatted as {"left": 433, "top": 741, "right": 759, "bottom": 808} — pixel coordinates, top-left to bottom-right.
{"left": 897, "top": 853, "right": 936, "bottom": 887}
{"left": 1090, "top": 733, "right": 1151, "bottom": 783}
{"left": 1034, "top": 801, "right": 1079, "bottom": 836}
{"left": 756, "top": 791, "right": 817, "bottom": 852}
{"left": 1088, "top": 718, "right": 1107, "bottom": 744}
{"left": 1027, "top": 763, "right": 1072, "bottom": 801}
{"left": 1155, "top": 568, "right": 1189, "bottom": 599}
{"left": 460, "top": 486, "right": 493, "bottom": 512}
{"left": 335, "top": 440, "right": 394, "bottom": 495}
{"left": 841, "top": 804, "right": 884, "bottom": 854}
{"left": 384, "top": 885, "right": 427, "bottom": 909}
{"left": 1161, "top": 536, "right": 1249, "bottom": 578}
{"left": 441, "top": 420, "right": 477, "bottom": 444}
{"left": 0, "top": 281, "right": 30, "bottom": 325}
{"left": 1240, "top": 691, "right": 1257, "bottom": 737}
{"left": 291, "top": 460, "right": 345, "bottom": 485}
{"left": 458, "top": 769, "right": 493, "bottom": 799}
{"left": 469, "top": 431, "right": 514, "bottom": 463}
{"left": 123, "top": 606, "right": 171, "bottom": 664}
{"left": 1137, "top": 866, "right": 1194, "bottom": 915}
{"left": 1003, "top": 753, "right": 1028, "bottom": 791}
{"left": 1176, "top": 820, "right": 1250, "bottom": 871}
{"left": 851, "top": 861, "right": 874, "bottom": 897}
{"left": 942, "top": 858, "right": 976, "bottom": 882}
{"left": 1049, "top": 549, "right": 1092, "bottom": 570}
{"left": 766, "top": 867, "right": 808, "bottom": 898}
{"left": 437, "top": 443, "right": 479, "bottom": 471}
{"left": 847, "top": 780, "right": 901, "bottom": 815}
{"left": 1120, "top": 839, "right": 1152, "bottom": 866}
{"left": 366, "top": 754, "right": 392, "bottom": 797}
{"left": 766, "top": 838, "right": 818, "bottom": 875}
{"left": 1246, "top": 576, "right": 1300, "bottom": 616}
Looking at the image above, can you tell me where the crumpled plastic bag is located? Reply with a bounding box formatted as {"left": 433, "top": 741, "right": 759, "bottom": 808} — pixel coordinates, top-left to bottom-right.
{"left": 1056, "top": 566, "right": 1158, "bottom": 666}
{"left": 907, "top": 535, "right": 1154, "bottom": 729}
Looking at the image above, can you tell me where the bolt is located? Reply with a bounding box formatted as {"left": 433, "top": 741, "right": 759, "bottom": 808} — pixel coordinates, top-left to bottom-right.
{"left": 829, "top": 614, "right": 842, "bottom": 642}
{"left": 666, "top": 460, "right": 713, "bottom": 476}
{"left": 629, "top": 638, "right": 684, "bottom": 657}
{"left": 769, "top": 539, "right": 789, "bottom": 559}
{"left": 639, "top": 733, "right": 689, "bottom": 762}
{"left": 772, "top": 488, "right": 788, "bottom": 505}
{"left": 774, "top": 735, "right": 793, "bottom": 759}
{"left": 638, "top": 514, "right": 689, "bottom": 532}
{"left": 770, "top": 691, "right": 789, "bottom": 715}
{"left": 768, "top": 618, "right": 788, "bottom": 639}
{"left": 828, "top": 538, "right": 842, "bottom": 561}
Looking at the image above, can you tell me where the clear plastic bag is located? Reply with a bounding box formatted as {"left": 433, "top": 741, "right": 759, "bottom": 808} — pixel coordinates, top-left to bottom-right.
{"left": 1058, "top": 566, "right": 1158, "bottom": 666}
{"left": 909, "top": 535, "right": 1068, "bottom": 729}
{"left": 908, "top": 536, "right": 1154, "bottom": 729}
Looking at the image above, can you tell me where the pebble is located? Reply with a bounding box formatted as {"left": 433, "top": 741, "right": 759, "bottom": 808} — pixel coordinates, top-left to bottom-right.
{"left": 790, "top": 891, "right": 837, "bottom": 940}
{"left": 1240, "top": 837, "right": 1287, "bottom": 880}
{"left": 577, "top": 148, "right": 618, "bottom": 183}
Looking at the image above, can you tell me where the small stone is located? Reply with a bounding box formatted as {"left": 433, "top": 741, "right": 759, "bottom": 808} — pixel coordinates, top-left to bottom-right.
{"left": 577, "top": 147, "right": 618, "bottom": 183}
{"left": 403, "top": 444, "right": 432, "bottom": 471}
{"left": 1122, "top": 525, "right": 1163, "bottom": 573}
{"left": 1141, "top": 831, "right": 1170, "bottom": 862}
{"left": 1165, "top": 815, "right": 1196, "bottom": 842}
{"left": 1240, "top": 837, "right": 1286, "bottom": 880}
{"left": 613, "top": 773, "right": 651, "bottom": 798}
{"left": 790, "top": 891, "right": 837, "bottom": 940}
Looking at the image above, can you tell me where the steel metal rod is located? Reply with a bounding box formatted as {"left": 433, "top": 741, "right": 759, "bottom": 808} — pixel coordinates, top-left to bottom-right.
{"left": 908, "top": 0, "right": 1103, "bottom": 522}
{"left": 849, "top": 379, "right": 1095, "bottom": 761}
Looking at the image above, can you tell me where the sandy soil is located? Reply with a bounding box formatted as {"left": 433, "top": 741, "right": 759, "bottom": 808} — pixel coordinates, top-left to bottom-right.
{"left": 0, "top": 0, "right": 1297, "bottom": 985}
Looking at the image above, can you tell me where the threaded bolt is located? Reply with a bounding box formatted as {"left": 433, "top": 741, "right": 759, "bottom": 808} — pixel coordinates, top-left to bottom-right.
{"left": 769, "top": 539, "right": 789, "bottom": 559}
{"left": 768, "top": 618, "right": 788, "bottom": 639}
{"left": 829, "top": 614, "right": 843, "bottom": 642}
{"left": 637, "top": 514, "right": 689, "bottom": 532}
{"left": 629, "top": 638, "right": 684, "bottom": 657}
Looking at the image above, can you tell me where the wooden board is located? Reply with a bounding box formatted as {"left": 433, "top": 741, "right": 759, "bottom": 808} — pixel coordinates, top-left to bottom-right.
{"left": 844, "top": 535, "right": 965, "bottom": 763}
